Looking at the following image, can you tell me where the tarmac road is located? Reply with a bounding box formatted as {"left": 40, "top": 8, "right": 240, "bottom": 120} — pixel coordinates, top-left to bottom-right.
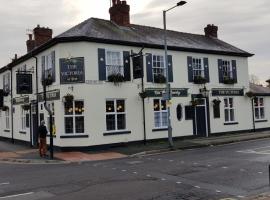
{"left": 1, "top": 138, "right": 270, "bottom": 200}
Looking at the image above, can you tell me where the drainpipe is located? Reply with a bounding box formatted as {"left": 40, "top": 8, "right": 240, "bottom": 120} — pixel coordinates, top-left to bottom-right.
{"left": 9, "top": 66, "right": 14, "bottom": 144}
{"left": 33, "top": 56, "right": 39, "bottom": 147}
{"left": 251, "top": 97, "right": 256, "bottom": 132}
{"left": 141, "top": 73, "right": 146, "bottom": 145}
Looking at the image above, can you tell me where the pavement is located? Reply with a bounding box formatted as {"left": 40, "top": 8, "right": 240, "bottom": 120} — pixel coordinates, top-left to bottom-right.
{"left": 1, "top": 131, "right": 270, "bottom": 164}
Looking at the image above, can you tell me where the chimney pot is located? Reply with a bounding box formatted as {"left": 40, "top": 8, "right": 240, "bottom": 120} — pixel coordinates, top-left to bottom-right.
{"left": 204, "top": 24, "right": 218, "bottom": 38}
{"left": 109, "top": 0, "right": 130, "bottom": 26}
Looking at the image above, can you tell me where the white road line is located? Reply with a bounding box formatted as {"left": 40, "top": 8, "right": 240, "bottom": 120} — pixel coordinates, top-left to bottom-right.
{"left": 258, "top": 172, "right": 263, "bottom": 174}
{"left": 222, "top": 166, "right": 228, "bottom": 169}
{"left": 161, "top": 178, "right": 166, "bottom": 181}
{"left": 0, "top": 183, "right": 10, "bottom": 186}
{"left": 146, "top": 175, "right": 151, "bottom": 177}
{"left": 215, "top": 190, "right": 221, "bottom": 193}
{"left": 237, "top": 195, "right": 245, "bottom": 198}
{"left": 194, "top": 186, "right": 201, "bottom": 189}
{"left": 121, "top": 170, "right": 127, "bottom": 172}
{"left": 176, "top": 182, "right": 182, "bottom": 184}
{"left": 0, "top": 192, "right": 34, "bottom": 199}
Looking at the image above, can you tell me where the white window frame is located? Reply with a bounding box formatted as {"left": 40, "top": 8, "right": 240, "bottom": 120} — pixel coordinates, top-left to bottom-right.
{"left": 3, "top": 73, "right": 10, "bottom": 93}
{"left": 105, "top": 50, "right": 124, "bottom": 79}
{"left": 105, "top": 99, "right": 127, "bottom": 132}
{"left": 5, "top": 110, "right": 10, "bottom": 130}
{"left": 64, "top": 100, "right": 85, "bottom": 135}
{"left": 152, "top": 54, "right": 166, "bottom": 81}
{"left": 224, "top": 97, "right": 236, "bottom": 123}
{"left": 46, "top": 102, "right": 55, "bottom": 135}
{"left": 253, "top": 97, "right": 265, "bottom": 120}
{"left": 192, "top": 58, "right": 204, "bottom": 79}
{"left": 153, "top": 99, "right": 168, "bottom": 129}
{"left": 222, "top": 60, "right": 233, "bottom": 79}
{"left": 21, "top": 107, "right": 27, "bottom": 131}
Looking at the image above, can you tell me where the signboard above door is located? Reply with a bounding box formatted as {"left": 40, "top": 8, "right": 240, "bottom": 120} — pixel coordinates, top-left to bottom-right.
{"left": 212, "top": 88, "right": 244, "bottom": 96}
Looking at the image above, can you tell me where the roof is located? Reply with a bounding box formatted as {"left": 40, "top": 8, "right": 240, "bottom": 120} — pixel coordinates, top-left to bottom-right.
{"left": 1, "top": 17, "right": 253, "bottom": 71}
{"left": 250, "top": 83, "right": 270, "bottom": 96}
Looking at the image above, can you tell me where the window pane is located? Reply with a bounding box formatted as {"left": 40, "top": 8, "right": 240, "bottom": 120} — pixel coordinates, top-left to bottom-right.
{"left": 65, "top": 117, "right": 73, "bottom": 134}
{"left": 65, "top": 102, "right": 73, "bottom": 115}
{"left": 229, "top": 98, "right": 233, "bottom": 108}
{"left": 225, "top": 109, "right": 229, "bottom": 122}
{"left": 162, "top": 112, "right": 168, "bottom": 127}
{"left": 106, "top": 101, "right": 115, "bottom": 113}
{"left": 26, "top": 113, "right": 30, "bottom": 128}
{"left": 75, "top": 101, "right": 84, "bottom": 115}
{"left": 153, "top": 99, "right": 160, "bottom": 111}
{"left": 154, "top": 112, "right": 161, "bottom": 128}
{"left": 161, "top": 100, "right": 167, "bottom": 111}
{"left": 260, "top": 108, "right": 265, "bottom": 119}
{"left": 230, "top": 109, "right": 235, "bottom": 121}
{"left": 116, "top": 100, "right": 125, "bottom": 112}
{"left": 255, "top": 108, "right": 259, "bottom": 119}
{"left": 224, "top": 98, "right": 228, "bottom": 107}
{"left": 75, "top": 117, "right": 84, "bottom": 133}
{"left": 117, "top": 114, "right": 126, "bottom": 130}
{"left": 106, "top": 114, "right": 116, "bottom": 131}
{"left": 260, "top": 98, "right": 264, "bottom": 106}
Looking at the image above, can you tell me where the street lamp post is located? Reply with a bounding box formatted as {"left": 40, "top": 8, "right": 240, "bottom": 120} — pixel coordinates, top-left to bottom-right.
{"left": 163, "top": 1, "right": 187, "bottom": 148}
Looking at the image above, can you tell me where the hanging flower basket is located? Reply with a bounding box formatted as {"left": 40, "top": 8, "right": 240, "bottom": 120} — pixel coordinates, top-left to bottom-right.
{"left": 107, "top": 73, "right": 125, "bottom": 85}
{"left": 190, "top": 99, "right": 200, "bottom": 107}
{"left": 139, "top": 91, "right": 148, "bottom": 99}
{"left": 223, "top": 77, "right": 235, "bottom": 84}
{"left": 1, "top": 105, "right": 9, "bottom": 111}
{"left": 42, "top": 75, "right": 53, "bottom": 86}
{"left": 212, "top": 99, "right": 221, "bottom": 105}
{"left": 63, "top": 94, "right": 74, "bottom": 103}
{"left": 154, "top": 74, "right": 166, "bottom": 84}
{"left": 22, "top": 104, "right": 31, "bottom": 110}
{"left": 246, "top": 91, "right": 254, "bottom": 98}
{"left": 193, "top": 76, "right": 207, "bottom": 84}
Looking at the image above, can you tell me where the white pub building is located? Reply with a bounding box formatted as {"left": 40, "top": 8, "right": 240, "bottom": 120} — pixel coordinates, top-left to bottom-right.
{"left": 1, "top": 0, "right": 270, "bottom": 149}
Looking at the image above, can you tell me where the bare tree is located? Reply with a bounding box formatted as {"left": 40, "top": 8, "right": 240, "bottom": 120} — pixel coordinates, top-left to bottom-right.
{"left": 249, "top": 74, "right": 260, "bottom": 85}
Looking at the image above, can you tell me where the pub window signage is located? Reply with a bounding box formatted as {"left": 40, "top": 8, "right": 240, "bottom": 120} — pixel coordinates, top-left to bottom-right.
{"left": 60, "top": 57, "right": 85, "bottom": 84}
{"left": 145, "top": 88, "right": 188, "bottom": 98}
{"left": 212, "top": 88, "right": 244, "bottom": 96}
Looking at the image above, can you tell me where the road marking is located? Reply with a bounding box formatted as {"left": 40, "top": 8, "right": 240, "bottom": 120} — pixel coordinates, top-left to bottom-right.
{"left": 216, "top": 190, "right": 221, "bottom": 193}
{"left": 237, "top": 195, "right": 245, "bottom": 198}
{"left": 176, "top": 182, "right": 182, "bottom": 184}
{"left": 258, "top": 172, "right": 263, "bottom": 174}
{"left": 0, "top": 183, "right": 10, "bottom": 186}
{"left": 0, "top": 192, "right": 34, "bottom": 199}
{"left": 146, "top": 174, "right": 151, "bottom": 177}
{"left": 169, "top": 160, "right": 174, "bottom": 162}
{"left": 161, "top": 178, "right": 166, "bottom": 181}
{"left": 194, "top": 186, "right": 201, "bottom": 189}
{"left": 133, "top": 172, "right": 137, "bottom": 174}
{"left": 121, "top": 170, "right": 127, "bottom": 172}
{"left": 222, "top": 166, "right": 228, "bottom": 169}
{"left": 207, "top": 164, "right": 212, "bottom": 167}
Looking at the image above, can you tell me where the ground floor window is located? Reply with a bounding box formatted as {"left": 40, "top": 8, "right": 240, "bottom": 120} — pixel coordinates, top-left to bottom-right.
{"left": 21, "top": 108, "right": 27, "bottom": 130}
{"left": 5, "top": 110, "right": 10, "bottom": 129}
{"left": 253, "top": 97, "right": 265, "bottom": 120}
{"left": 64, "top": 100, "right": 85, "bottom": 134}
{"left": 224, "top": 97, "right": 235, "bottom": 122}
{"left": 106, "top": 99, "right": 126, "bottom": 131}
{"left": 153, "top": 99, "right": 168, "bottom": 128}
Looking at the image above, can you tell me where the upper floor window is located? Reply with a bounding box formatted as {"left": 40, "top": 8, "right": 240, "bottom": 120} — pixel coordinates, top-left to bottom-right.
{"left": 187, "top": 56, "right": 209, "bottom": 84}
{"left": 224, "top": 97, "right": 235, "bottom": 123}
{"left": 218, "top": 59, "right": 237, "bottom": 84}
{"left": 152, "top": 55, "right": 166, "bottom": 83}
{"left": 3, "top": 73, "right": 10, "bottom": 93}
{"left": 254, "top": 97, "right": 265, "bottom": 120}
{"left": 192, "top": 58, "right": 204, "bottom": 80}
{"left": 222, "top": 60, "right": 233, "bottom": 79}
{"left": 105, "top": 50, "right": 124, "bottom": 78}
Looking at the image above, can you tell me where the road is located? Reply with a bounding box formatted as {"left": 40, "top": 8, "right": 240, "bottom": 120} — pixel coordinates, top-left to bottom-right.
{"left": 1, "top": 138, "right": 270, "bottom": 200}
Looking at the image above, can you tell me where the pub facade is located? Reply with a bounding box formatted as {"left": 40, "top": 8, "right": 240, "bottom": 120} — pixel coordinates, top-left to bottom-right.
{"left": 1, "top": 0, "right": 270, "bottom": 149}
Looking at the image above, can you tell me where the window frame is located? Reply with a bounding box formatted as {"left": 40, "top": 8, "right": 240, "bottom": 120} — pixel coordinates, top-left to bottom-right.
{"left": 21, "top": 107, "right": 27, "bottom": 131}
{"left": 64, "top": 100, "right": 85, "bottom": 135}
{"left": 191, "top": 57, "right": 204, "bottom": 80}
{"left": 5, "top": 109, "right": 10, "bottom": 130}
{"left": 222, "top": 60, "right": 233, "bottom": 79}
{"left": 105, "top": 99, "right": 127, "bottom": 132}
{"left": 152, "top": 54, "right": 166, "bottom": 81}
{"left": 105, "top": 50, "right": 124, "bottom": 79}
{"left": 253, "top": 97, "right": 265, "bottom": 121}
{"left": 224, "top": 97, "right": 236, "bottom": 123}
{"left": 153, "top": 99, "right": 168, "bottom": 129}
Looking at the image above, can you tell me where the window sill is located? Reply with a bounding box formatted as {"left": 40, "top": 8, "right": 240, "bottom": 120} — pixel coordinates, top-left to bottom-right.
{"left": 4, "top": 129, "right": 10, "bottom": 133}
{"left": 19, "top": 131, "right": 27, "bottom": 134}
{"left": 255, "top": 119, "right": 268, "bottom": 123}
{"left": 224, "top": 122, "right": 239, "bottom": 125}
{"left": 103, "top": 130, "right": 131, "bottom": 136}
{"left": 60, "top": 135, "right": 89, "bottom": 139}
{"left": 152, "top": 128, "right": 168, "bottom": 132}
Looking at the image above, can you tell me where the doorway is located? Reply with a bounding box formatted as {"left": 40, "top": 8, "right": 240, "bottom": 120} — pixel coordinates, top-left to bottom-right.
{"left": 194, "top": 98, "right": 208, "bottom": 137}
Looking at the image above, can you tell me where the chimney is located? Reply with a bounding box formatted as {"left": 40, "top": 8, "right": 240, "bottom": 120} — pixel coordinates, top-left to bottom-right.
{"left": 33, "top": 25, "right": 53, "bottom": 47}
{"left": 109, "top": 0, "right": 130, "bottom": 26}
{"left": 204, "top": 24, "right": 218, "bottom": 38}
{"left": 26, "top": 34, "right": 35, "bottom": 52}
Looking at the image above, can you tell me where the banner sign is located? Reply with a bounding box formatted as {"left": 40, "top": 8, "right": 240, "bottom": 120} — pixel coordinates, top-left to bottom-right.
{"left": 16, "top": 73, "right": 33, "bottom": 94}
{"left": 212, "top": 88, "right": 244, "bottom": 96}
{"left": 132, "top": 54, "right": 144, "bottom": 79}
{"left": 13, "top": 96, "right": 29, "bottom": 105}
{"left": 145, "top": 88, "right": 188, "bottom": 97}
{"left": 60, "top": 57, "right": 85, "bottom": 84}
{"left": 38, "top": 89, "right": 60, "bottom": 102}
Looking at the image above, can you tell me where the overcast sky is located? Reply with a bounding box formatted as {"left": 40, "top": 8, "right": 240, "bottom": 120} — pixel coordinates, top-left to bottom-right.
{"left": 0, "top": 0, "right": 269, "bottom": 82}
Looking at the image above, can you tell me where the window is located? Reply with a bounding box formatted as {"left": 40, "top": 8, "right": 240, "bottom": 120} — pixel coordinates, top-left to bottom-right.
{"left": 3, "top": 73, "right": 10, "bottom": 93}
{"left": 224, "top": 98, "right": 235, "bottom": 122}
{"left": 254, "top": 97, "right": 265, "bottom": 120}
{"left": 5, "top": 110, "right": 10, "bottom": 129}
{"left": 152, "top": 55, "right": 166, "bottom": 82}
{"left": 106, "top": 99, "right": 126, "bottom": 131}
{"left": 222, "top": 60, "right": 233, "bottom": 79}
{"left": 192, "top": 58, "right": 204, "bottom": 79}
{"left": 64, "top": 100, "right": 85, "bottom": 134}
{"left": 105, "top": 50, "right": 123, "bottom": 78}
{"left": 153, "top": 99, "right": 168, "bottom": 128}
{"left": 21, "top": 107, "right": 27, "bottom": 130}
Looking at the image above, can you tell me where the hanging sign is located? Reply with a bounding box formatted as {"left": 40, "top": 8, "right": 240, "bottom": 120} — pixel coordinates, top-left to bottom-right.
{"left": 13, "top": 96, "right": 29, "bottom": 105}
{"left": 145, "top": 88, "right": 188, "bottom": 97}
{"left": 212, "top": 88, "right": 244, "bottom": 96}
{"left": 60, "top": 57, "right": 85, "bottom": 84}
{"left": 16, "top": 73, "right": 33, "bottom": 94}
